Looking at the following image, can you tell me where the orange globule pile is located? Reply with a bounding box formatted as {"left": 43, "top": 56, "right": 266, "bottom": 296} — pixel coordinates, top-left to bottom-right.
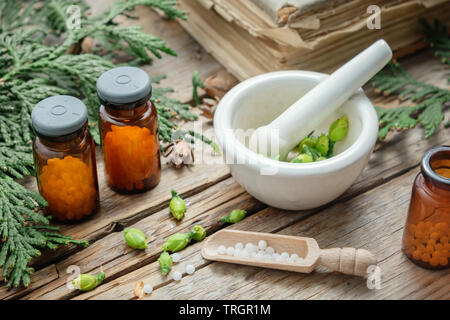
{"left": 40, "top": 156, "right": 97, "bottom": 221}
{"left": 103, "top": 125, "right": 157, "bottom": 191}
{"left": 404, "top": 221, "right": 449, "bottom": 267}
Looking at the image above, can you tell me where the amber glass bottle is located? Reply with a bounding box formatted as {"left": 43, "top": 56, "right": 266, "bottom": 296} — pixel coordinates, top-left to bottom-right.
{"left": 32, "top": 96, "right": 100, "bottom": 222}
{"left": 402, "top": 146, "right": 450, "bottom": 269}
{"left": 97, "top": 67, "right": 161, "bottom": 194}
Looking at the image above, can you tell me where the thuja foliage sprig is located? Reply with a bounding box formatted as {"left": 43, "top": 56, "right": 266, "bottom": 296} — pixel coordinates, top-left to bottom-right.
{"left": 0, "top": 0, "right": 196, "bottom": 289}
{"left": 0, "top": 177, "right": 89, "bottom": 288}
{"left": 371, "top": 21, "right": 450, "bottom": 140}
{"left": 422, "top": 20, "right": 450, "bottom": 71}
{"left": 192, "top": 70, "right": 205, "bottom": 106}
{"left": 372, "top": 61, "right": 450, "bottom": 139}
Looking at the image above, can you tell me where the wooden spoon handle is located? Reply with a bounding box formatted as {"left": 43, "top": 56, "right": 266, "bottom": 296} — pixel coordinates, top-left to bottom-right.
{"left": 318, "top": 248, "right": 377, "bottom": 277}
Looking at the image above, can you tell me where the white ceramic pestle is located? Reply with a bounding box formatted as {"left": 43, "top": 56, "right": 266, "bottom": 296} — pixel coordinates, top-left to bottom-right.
{"left": 250, "top": 39, "right": 392, "bottom": 159}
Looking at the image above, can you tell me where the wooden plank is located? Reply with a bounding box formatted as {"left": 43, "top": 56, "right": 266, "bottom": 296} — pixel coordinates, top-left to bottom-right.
{"left": 17, "top": 106, "right": 450, "bottom": 299}
{"left": 69, "top": 98, "right": 450, "bottom": 300}
{"left": 73, "top": 207, "right": 312, "bottom": 300}
{"left": 21, "top": 178, "right": 265, "bottom": 300}
{"left": 68, "top": 119, "right": 449, "bottom": 300}
{"left": 127, "top": 168, "right": 449, "bottom": 300}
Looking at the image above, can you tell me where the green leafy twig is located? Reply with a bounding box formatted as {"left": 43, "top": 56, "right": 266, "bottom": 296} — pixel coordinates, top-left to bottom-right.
{"left": 192, "top": 70, "right": 205, "bottom": 106}
{"left": 371, "top": 62, "right": 450, "bottom": 139}
{"left": 422, "top": 20, "right": 450, "bottom": 71}
{"left": 372, "top": 21, "right": 450, "bottom": 139}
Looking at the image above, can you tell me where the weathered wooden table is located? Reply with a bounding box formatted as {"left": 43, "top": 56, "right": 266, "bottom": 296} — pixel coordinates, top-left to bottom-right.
{"left": 1, "top": 2, "right": 449, "bottom": 300}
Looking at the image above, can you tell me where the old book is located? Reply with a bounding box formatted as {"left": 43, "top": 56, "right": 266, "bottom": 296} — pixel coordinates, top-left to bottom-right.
{"left": 178, "top": 0, "right": 450, "bottom": 80}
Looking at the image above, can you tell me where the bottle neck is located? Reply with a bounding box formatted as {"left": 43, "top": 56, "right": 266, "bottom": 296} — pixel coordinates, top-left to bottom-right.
{"left": 36, "top": 123, "right": 89, "bottom": 149}
{"left": 421, "top": 146, "right": 450, "bottom": 193}
{"left": 101, "top": 96, "right": 152, "bottom": 121}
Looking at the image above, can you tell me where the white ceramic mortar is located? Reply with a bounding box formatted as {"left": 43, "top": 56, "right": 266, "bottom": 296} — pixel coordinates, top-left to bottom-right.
{"left": 214, "top": 71, "right": 379, "bottom": 210}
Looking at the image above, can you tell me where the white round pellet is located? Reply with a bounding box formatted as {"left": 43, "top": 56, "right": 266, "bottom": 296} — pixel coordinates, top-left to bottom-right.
{"left": 258, "top": 240, "right": 267, "bottom": 250}
{"left": 281, "top": 252, "right": 289, "bottom": 259}
{"left": 218, "top": 245, "right": 227, "bottom": 255}
{"left": 296, "top": 257, "right": 305, "bottom": 264}
{"left": 226, "top": 247, "right": 235, "bottom": 255}
{"left": 171, "top": 253, "right": 182, "bottom": 263}
{"left": 143, "top": 284, "right": 153, "bottom": 294}
{"left": 290, "top": 254, "right": 299, "bottom": 260}
{"left": 173, "top": 271, "right": 182, "bottom": 281}
{"left": 266, "top": 247, "right": 275, "bottom": 255}
{"left": 235, "top": 242, "right": 244, "bottom": 250}
{"left": 186, "top": 264, "right": 196, "bottom": 275}
{"left": 234, "top": 249, "right": 241, "bottom": 257}
{"left": 245, "top": 243, "right": 255, "bottom": 252}
{"left": 256, "top": 251, "right": 265, "bottom": 260}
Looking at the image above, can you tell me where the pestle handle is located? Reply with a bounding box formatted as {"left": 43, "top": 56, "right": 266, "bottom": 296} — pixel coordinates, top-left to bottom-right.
{"left": 318, "top": 247, "right": 377, "bottom": 277}
{"left": 259, "top": 40, "right": 392, "bottom": 159}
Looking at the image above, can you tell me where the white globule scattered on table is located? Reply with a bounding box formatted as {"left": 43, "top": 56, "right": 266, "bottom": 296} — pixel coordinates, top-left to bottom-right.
{"left": 226, "top": 247, "right": 235, "bottom": 255}
{"left": 143, "top": 284, "right": 153, "bottom": 294}
{"left": 171, "top": 253, "right": 181, "bottom": 263}
{"left": 186, "top": 264, "right": 196, "bottom": 275}
{"left": 173, "top": 271, "right": 182, "bottom": 281}
{"left": 235, "top": 242, "right": 244, "bottom": 250}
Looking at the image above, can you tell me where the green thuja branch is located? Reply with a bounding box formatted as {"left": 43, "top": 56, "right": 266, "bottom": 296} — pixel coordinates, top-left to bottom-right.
{"left": 0, "top": 0, "right": 196, "bottom": 289}
{"left": 372, "top": 62, "right": 450, "bottom": 139}
{"left": 192, "top": 70, "right": 205, "bottom": 106}
{"left": 371, "top": 21, "right": 450, "bottom": 139}
{"left": 0, "top": 176, "right": 89, "bottom": 288}
{"left": 422, "top": 20, "right": 450, "bottom": 72}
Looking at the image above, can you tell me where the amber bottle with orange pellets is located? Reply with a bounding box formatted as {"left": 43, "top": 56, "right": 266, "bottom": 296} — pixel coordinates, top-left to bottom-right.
{"left": 97, "top": 67, "right": 161, "bottom": 194}
{"left": 402, "top": 146, "right": 450, "bottom": 269}
{"left": 31, "top": 96, "right": 100, "bottom": 222}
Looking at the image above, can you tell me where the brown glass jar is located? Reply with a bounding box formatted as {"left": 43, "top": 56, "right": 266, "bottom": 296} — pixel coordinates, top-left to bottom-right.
{"left": 97, "top": 67, "right": 161, "bottom": 194}
{"left": 31, "top": 96, "right": 100, "bottom": 222}
{"left": 402, "top": 146, "right": 450, "bottom": 269}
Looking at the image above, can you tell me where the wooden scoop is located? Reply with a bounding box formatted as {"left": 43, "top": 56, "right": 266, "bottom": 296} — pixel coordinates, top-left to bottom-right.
{"left": 250, "top": 39, "right": 392, "bottom": 159}
{"left": 202, "top": 230, "right": 377, "bottom": 277}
